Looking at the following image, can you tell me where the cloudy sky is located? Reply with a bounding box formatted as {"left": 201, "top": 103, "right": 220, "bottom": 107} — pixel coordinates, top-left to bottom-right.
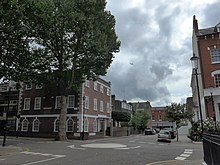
{"left": 104, "top": 0, "right": 220, "bottom": 107}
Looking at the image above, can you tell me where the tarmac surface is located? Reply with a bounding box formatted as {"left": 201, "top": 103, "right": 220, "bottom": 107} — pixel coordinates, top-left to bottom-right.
{"left": 0, "top": 135, "right": 206, "bottom": 165}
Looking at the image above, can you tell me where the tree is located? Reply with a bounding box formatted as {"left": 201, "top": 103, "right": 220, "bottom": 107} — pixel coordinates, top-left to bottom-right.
{"left": 166, "top": 103, "right": 193, "bottom": 141}
{"left": 112, "top": 111, "right": 131, "bottom": 122}
{"left": 131, "top": 111, "right": 150, "bottom": 132}
{"left": 1, "top": 0, "right": 120, "bottom": 140}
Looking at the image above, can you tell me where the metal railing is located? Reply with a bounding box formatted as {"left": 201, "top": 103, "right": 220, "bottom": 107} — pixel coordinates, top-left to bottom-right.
{"left": 203, "top": 133, "right": 220, "bottom": 165}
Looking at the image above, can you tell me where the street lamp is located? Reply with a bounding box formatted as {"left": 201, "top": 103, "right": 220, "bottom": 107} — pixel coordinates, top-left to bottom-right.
{"left": 210, "top": 88, "right": 217, "bottom": 131}
{"left": 190, "top": 55, "right": 204, "bottom": 134}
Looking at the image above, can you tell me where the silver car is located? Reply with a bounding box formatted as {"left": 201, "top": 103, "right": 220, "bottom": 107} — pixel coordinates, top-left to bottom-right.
{"left": 157, "top": 130, "right": 171, "bottom": 143}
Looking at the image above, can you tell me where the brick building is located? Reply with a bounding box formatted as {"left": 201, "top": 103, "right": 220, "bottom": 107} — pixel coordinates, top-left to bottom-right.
{"left": 1, "top": 78, "right": 112, "bottom": 139}
{"left": 191, "top": 16, "right": 220, "bottom": 122}
{"left": 151, "top": 106, "right": 176, "bottom": 130}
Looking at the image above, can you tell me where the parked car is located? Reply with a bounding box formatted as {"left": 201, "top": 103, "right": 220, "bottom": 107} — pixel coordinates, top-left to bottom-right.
{"left": 144, "top": 128, "right": 156, "bottom": 135}
{"left": 162, "top": 128, "right": 176, "bottom": 139}
{"left": 157, "top": 130, "right": 171, "bottom": 143}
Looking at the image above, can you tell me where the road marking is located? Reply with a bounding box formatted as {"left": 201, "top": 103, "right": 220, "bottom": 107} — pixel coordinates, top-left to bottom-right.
{"left": 20, "top": 151, "right": 66, "bottom": 165}
{"left": 68, "top": 145, "right": 86, "bottom": 150}
{"left": 0, "top": 159, "right": 6, "bottom": 161}
{"left": 146, "top": 160, "right": 178, "bottom": 165}
{"left": 175, "top": 156, "right": 186, "bottom": 160}
{"left": 175, "top": 149, "right": 193, "bottom": 160}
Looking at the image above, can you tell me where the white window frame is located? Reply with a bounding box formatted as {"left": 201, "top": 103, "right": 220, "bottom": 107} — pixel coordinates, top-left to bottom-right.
{"left": 24, "top": 98, "right": 31, "bottom": 110}
{"left": 25, "top": 83, "right": 32, "bottom": 90}
{"left": 84, "top": 118, "right": 89, "bottom": 132}
{"left": 107, "top": 102, "right": 110, "bottom": 113}
{"left": 107, "top": 88, "right": 111, "bottom": 96}
{"left": 94, "top": 81, "right": 98, "bottom": 91}
{"left": 34, "top": 97, "right": 41, "bottom": 110}
{"left": 21, "top": 119, "right": 29, "bottom": 132}
{"left": 66, "top": 118, "right": 74, "bottom": 132}
{"left": 93, "top": 119, "right": 97, "bottom": 132}
{"left": 100, "top": 85, "right": 104, "bottom": 93}
{"left": 67, "top": 95, "right": 75, "bottom": 108}
{"left": 93, "top": 98, "right": 97, "bottom": 111}
{"left": 100, "top": 100, "right": 103, "bottom": 112}
{"left": 32, "top": 119, "right": 40, "bottom": 132}
{"left": 85, "top": 80, "right": 90, "bottom": 88}
{"left": 55, "top": 96, "right": 61, "bottom": 109}
{"left": 211, "top": 48, "right": 220, "bottom": 63}
{"left": 35, "top": 84, "right": 43, "bottom": 89}
{"left": 54, "top": 119, "right": 59, "bottom": 132}
{"left": 84, "top": 96, "right": 89, "bottom": 109}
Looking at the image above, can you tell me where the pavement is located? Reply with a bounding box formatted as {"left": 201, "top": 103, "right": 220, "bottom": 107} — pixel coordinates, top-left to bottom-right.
{"left": 0, "top": 135, "right": 206, "bottom": 165}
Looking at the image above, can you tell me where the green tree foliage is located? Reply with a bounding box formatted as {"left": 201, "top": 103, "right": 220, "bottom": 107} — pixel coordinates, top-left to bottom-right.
{"left": 1, "top": 0, "right": 120, "bottom": 140}
{"left": 112, "top": 111, "right": 131, "bottom": 122}
{"left": 131, "top": 111, "right": 150, "bottom": 132}
{"left": 166, "top": 103, "right": 193, "bottom": 128}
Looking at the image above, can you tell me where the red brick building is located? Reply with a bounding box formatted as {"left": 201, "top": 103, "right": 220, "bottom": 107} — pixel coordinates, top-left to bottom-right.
{"left": 191, "top": 16, "right": 220, "bottom": 122}
{"left": 17, "top": 77, "right": 112, "bottom": 139}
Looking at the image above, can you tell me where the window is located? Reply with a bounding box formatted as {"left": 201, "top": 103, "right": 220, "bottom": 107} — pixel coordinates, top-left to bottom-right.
{"left": 21, "top": 119, "right": 28, "bottom": 132}
{"left": 68, "top": 95, "right": 75, "bottom": 108}
{"left": 211, "top": 49, "right": 220, "bottom": 63}
{"left": 159, "top": 115, "right": 162, "bottom": 121}
{"left": 24, "top": 98, "right": 31, "bottom": 110}
{"left": 84, "top": 96, "right": 89, "bottom": 109}
{"left": 100, "top": 85, "right": 104, "bottom": 93}
{"left": 54, "top": 119, "right": 59, "bottom": 132}
{"left": 25, "top": 83, "right": 32, "bottom": 90}
{"left": 94, "top": 81, "right": 98, "bottom": 91}
{"left": 55, "top": 96, "right": 61, "bottom": 109}
{"left": 85, "top": 80, "right": 90, "bottom": 88}
{"left": 32, "top": 119, "right": 40, "bottom": 132}
{"left": 107, "top": 102, "right": 110, "bottom": 113}
{"left": 66, "top": 118, "right": 74, "bottom": 132}
{"left": 107, "top": 88, "right": 111, "bottom": 96}
{"left": 84, "top": 118, "right": 88, "bottom": 132}
{"left": 93, "top": 120, "right": 97, "bottom": 132}
{"left": 34, "top": 97, "right": 41, "bottom": 110}
{"left": 35, "top": 84, "right": 43, "bottom": 89}
{"left": 93, "top": 98, "right": 97, "bottom": 111}
{"left": 100, "top": 100, "right": 103, "bottom": 112}
{"left": 152, "top": 115, "right": 155, "bottom": 121}
{"left": 214, "top": 74, "right": 220, "bottom": 87}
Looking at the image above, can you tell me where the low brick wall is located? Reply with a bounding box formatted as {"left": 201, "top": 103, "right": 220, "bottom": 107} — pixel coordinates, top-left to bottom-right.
{"left": 113, "top": 127, "right": 130, "bottom": 137}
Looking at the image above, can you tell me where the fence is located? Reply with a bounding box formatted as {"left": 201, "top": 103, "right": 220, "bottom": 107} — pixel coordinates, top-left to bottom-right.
{"left": 203, "top": 133, "right": 220, "bottom": 165}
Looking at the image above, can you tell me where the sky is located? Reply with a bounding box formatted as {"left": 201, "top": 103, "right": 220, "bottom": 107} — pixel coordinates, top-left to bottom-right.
{"left": 104, "top": 0, "right": 220, "bottom": 107}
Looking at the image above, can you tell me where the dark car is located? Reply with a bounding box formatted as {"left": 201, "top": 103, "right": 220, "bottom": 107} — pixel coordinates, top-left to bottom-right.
{"left": 144, "top": 128, "right": 156, "bottom": 135}
{"left": 162, "top": 128, "right": 176, "bottom": 139}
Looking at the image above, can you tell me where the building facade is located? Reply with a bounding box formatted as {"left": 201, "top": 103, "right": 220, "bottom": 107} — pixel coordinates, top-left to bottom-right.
{"left": 1, "top": 78, "right": 112, "bottom": 139}
{"left": 151, "top": 106, "right": 176, "bottom": 131}
{"left": 191, "top": 15, "right": 220, "bottom": 122}
{"left": 131, "top": 101, "right": 152, "bottom": 128}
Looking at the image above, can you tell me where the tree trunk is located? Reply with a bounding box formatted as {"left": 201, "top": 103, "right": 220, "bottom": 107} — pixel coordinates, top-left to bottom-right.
{"left": 58, "top": 95, "right": 68, "bottom": 141}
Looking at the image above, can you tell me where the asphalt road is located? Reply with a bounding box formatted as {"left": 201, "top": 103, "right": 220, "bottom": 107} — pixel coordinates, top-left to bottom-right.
{"left": 0, "top": 134, "right": 203, "bottom": 165}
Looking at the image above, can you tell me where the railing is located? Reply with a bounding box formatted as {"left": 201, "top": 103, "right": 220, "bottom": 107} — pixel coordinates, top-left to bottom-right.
{"left": 203, "top": 133, "right": 220, "bottom": 165}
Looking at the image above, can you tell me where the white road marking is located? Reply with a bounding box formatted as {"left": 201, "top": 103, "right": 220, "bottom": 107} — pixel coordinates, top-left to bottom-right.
{"left": 180, "top": 154, "right": 190, "bottom": 157}
{"left": 68, "top": 145, "right": 85, "bottom": 150}
{"left": 20, "top": 151, "right": 66, "bottom": 165}
{"left": 175, "top": 149, "right": 193, "bottom": 161}
{"left": 175, "top": 156, "right": 186, "bottom": 160}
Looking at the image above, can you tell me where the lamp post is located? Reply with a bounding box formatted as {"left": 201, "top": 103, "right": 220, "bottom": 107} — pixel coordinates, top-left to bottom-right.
{"left": 210, "top": 90, "right": 217, "bottom": 131}
{"left": 190, "top": 55, "right": 204, "bottom": 134}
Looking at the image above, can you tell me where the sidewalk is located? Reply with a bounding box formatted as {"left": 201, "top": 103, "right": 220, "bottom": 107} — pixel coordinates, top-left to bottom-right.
{"left": 0, "top": 145, "right": 25, "bottom": 157}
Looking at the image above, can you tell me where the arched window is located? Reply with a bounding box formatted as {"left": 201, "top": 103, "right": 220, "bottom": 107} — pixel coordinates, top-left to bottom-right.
{"left": 93, "top": 119, "right": 97, "bottom": 132}
{"left": 32, "top": 119, "right": 40, "bottom": 132}
{"left": 66, "top": 118, "right": 74, "bottom": 132}
{"left": 84, "top": 118, "right": 89, "bottom": 132}
{"left": 21, "top": 119, "right": 29, "bottom": 132}
{"left": 54, "top": 119, "right": 59, "bottom": 132}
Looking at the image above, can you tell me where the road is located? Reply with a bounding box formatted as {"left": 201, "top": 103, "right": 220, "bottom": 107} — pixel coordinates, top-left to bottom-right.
{"left": 0, "top": 134, "right": 203, "bottom": 165}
